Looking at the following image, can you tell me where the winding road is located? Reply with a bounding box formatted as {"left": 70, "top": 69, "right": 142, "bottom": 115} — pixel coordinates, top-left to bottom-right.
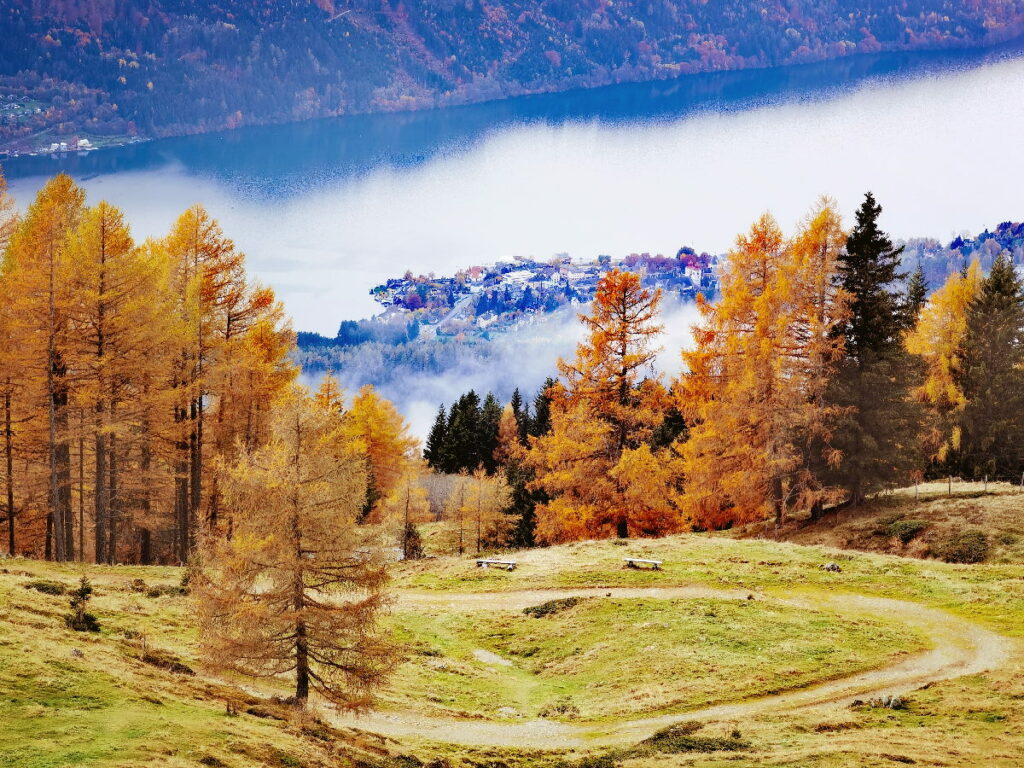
{"left": 328, "top": 586, "right": 1013, "bottom": 748}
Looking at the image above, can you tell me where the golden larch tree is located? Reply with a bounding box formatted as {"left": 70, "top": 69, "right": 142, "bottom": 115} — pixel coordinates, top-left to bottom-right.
{"left": 905, "top": 259, "right": 984, "bottom": 463}
{"left": 679, "top": 203, "right": 849, "bottom": 529}
{"left": 345, "top": 385, "right": 418, "bottom": 521}
{"left": 3, "top": 174, "right": 85, "bottom": 560}
{"left": 529, "top": 269, "right": 683, "bottom": 542}
{"left": 195, "top": 383, "right": 397, "bottom": 707}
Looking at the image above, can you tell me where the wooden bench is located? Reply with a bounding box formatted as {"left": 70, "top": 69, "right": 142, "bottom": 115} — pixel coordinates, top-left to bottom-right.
{"left": 624, "top": 558, "right": 662, "bottom": 570}
{"left": 477, "top": 559, "right": 517, "bottom": 571}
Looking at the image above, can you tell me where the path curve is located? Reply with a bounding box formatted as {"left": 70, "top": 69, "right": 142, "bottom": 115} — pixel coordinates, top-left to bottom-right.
{"left": 328, "top": 587, "right": 1012, "bottom": 748}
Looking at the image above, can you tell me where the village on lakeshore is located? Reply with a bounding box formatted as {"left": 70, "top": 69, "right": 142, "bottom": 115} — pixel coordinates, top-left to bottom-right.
{"left": 368, "top": 249, "right": 720, "bottom": 339}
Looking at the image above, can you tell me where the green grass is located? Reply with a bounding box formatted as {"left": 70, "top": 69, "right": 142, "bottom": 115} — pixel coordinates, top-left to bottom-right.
{"left": 384, "top": 597, "right": 924, "bottom": 721}
{"left": 3, "top": 486, "right": 1024, "bottom": 767}
{"left": 396, "top": 532, "right": 1024, "bottom": 638}
{"left": 0, "top": 561, "right": 406, "bottom": 768}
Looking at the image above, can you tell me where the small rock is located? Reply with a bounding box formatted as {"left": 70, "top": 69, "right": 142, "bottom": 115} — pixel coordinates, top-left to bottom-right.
{"left": 70, "top": 648, "right": 84, "bottom": 659}
{"left": 820, "top": 562, "right": 842, "bottom": 573}
{"left": 496, "top": 706, "right": 519, "bottom": 717}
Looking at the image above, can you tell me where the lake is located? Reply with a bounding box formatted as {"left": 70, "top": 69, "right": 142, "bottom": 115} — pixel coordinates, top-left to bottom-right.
{"left": 4, "top": 40, "right": 1024, "bottom": 335}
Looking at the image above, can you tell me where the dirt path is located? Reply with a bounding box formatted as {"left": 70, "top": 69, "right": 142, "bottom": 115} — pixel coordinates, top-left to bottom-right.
{"left": 327, "top": 586, "right": 1013, "bottom": 749}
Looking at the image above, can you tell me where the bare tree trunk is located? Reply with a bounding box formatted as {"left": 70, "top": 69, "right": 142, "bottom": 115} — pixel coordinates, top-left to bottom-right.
{"left": 772, "top": 475, "right": 785, "bottom": 527}
{"left": 290, "top": 411, "right": 309, "bottom": 703}
{"left": 189, "top": 396, "right": 201, "bottom": 550}
{"left": 94, "top": 402, "right": 107, "bottom": 564}
{"left": 78, "top": 411, "right": 85, "bottom": 561}
{"left": 4, "top": 387, "right": 14, "bottom": 556}
{"left": 108, "top": 427, "right": 119, "bottom": 564}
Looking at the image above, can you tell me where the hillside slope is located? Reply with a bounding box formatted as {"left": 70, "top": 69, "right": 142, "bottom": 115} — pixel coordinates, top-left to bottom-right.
{"left": 3, "top": 526, "right": 1022, "bottom": 766}
{"left": 3, "top": 0, "right": 1024, "bottom": 152}
{"left": 736, "top": 481, "right": 1024, "bottom": 564}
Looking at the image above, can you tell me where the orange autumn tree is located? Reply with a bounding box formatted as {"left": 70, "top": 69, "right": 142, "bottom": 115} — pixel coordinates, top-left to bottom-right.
{"left": 3, "top": 174, "right": 85, "bottom": 560}
{"left": 679, "top": 203, "right": 850, "bottom": 529}
{"left": 195, "top": 382, "right": 397, "bottom": 708}
{"left": 528, "top": 269, "right": 684, "bottom": 542}
{"left": 905, "top": 259, "right": 984, "bottom": 463}
{"left": 344, "top": 385, "right": 419, "bottom": 521}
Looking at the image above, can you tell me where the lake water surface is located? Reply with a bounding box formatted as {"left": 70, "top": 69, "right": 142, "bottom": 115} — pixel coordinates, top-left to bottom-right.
{"left": 5, "top": 41, "right": 1024, "bottom": 334}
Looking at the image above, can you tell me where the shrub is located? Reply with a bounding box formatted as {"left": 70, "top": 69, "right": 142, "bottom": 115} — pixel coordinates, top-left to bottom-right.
{"left": 642, "top": 723, "right": 749, "bottom": 753}
{"left": 145, "top": 584, "right": 185, "bottom": 598}
{"left": 65, "top": 576, "right": 100, "bottom": 632}
{"left": 400, "top": 522, "right": 425, "bottom": 560}
{"left": 524, "top": 596, "right": 587, "bottom": 618}
{"left": 886, "top": 519, "right": 930, "bottom": 544}
{"left": 24, "top": 579, "right": 66, "bottom": 595}
{"left": 937, "top": 530, "right": 989, "bottom": 563}
{"left": 539, "top": 697, "right": 579, "bottom": 719}
{"left": 141, "top": 648, "right": 196, "bottom": 675}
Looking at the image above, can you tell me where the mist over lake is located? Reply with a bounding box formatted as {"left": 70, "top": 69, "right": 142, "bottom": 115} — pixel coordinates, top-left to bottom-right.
{"left": 6, "top": 42, "right": 1024, "bottom": 337}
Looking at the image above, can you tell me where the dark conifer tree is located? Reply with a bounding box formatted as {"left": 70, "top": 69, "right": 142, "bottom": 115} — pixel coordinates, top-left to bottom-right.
{"left": 478, "top": 393, "right": 503, "bottom": 473}
{"left": 509, "top": 388, "right": 529, "bottom": 444}
{"left": 904, "top": 261, "right": 929, "bottom": 324}
{"left": 529, "top": 378, "right": 557, "bottom": 438}
{"left": 824, "top": 192, "right": 922, "bottom": 508}
{"left": 423, "top": 405, "right": 447, "bottom": 470}
{"left": 444, "top": 391, "right": 481, "bottom": 473}
{"left": 958, "top": 253, "right": 1024, "bottom": 478}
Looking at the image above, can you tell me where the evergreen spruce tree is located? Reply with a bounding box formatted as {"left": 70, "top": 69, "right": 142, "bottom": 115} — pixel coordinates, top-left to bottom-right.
{"left": 423, "top": 405, "right": 447, "bottom": 470}
{"left": 509, "top": 388, "right": 529, "bottom": 444}
{"left": 904, "top": 262, "right": 929, "bottom": 324}
{"left": 529, "top": 378, "right": 557, "bottom": 438}
{"left": 958, "top": 253, "right": 1024, "bottom": 479}
{"left": 444, "top": 391, "right": 481, "bottom": 473}
{"left": 478, "top": 393, "right": 503, "bottom": 473}
{"left": 825, "top": 192, "right": 921, "bottom": 508}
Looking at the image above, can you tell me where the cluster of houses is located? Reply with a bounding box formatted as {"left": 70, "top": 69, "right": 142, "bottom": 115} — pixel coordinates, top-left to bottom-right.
{"left": 46, "top": 138, "right": 95, "bottom": 154}
{"left": 369, "top": 250, "right": 720, "bottom": 338}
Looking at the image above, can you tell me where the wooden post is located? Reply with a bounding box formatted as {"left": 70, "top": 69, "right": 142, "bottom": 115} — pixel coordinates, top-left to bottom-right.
{"left": 948, "top": 476, "right": 952, "bottom": 497}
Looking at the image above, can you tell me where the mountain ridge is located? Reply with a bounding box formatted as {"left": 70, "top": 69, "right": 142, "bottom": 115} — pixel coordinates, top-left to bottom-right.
{"left": 3, "top": 0, "right": 1024, "bottom": 153}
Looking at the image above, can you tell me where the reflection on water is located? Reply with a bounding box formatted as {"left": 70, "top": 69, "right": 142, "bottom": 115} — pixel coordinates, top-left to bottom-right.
{"left": 4, "top": 40, "right": 1024, "bottom": 333}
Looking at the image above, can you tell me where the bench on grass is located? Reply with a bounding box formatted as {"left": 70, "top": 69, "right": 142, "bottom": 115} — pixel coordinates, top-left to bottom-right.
{"left": 477, "top": 559, "right": 517, "bottom": 571}
{"left": 624, "top": 557, "right": 662, "bottom": 570}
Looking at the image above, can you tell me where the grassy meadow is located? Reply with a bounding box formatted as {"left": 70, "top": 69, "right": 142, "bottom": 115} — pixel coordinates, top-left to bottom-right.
{"left": 2, "top": 484, "right": 1023, "bottom": 767}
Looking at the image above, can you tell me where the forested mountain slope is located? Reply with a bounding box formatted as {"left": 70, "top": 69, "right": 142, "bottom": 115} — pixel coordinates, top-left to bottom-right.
{"left": 3, "top": 0, "right": 1024, "bottom": 152}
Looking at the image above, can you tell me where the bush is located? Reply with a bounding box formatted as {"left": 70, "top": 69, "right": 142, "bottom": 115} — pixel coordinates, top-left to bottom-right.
{"left": 400, "top": 522, "right": 424, "bottom": 561}
{"left": 145, "top": 584, "right": 185, "bottom": 598}
{"left": 886, "top": 519, "right": 930, "bottom": 544}
{"left": 524, "top": 596, "right": 587, "bottom": 618}
{"left": 642, "top": 723, "right": 749, "bottom": 753}
{"left": 539, "top": 697, "right": 579, "bottom": 719}
{"left": 937, "top": 530, "right": 989, "bottom": 563}
{"left": 141, "top": 648, "right": 196, "bottom": 676}
{"left": 65, "top": 576, "right": 100, "bottom": 632}
{"left": 24, "top": 579, "right": 66, "bottom": 595}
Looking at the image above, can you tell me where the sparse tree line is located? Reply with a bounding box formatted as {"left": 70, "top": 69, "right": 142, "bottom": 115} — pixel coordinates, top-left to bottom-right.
{"left": 424, "top": 194, "right": 1024, "bottom": 543}
{"left": 0, "top": 172, "right": 420, "bottom": 565}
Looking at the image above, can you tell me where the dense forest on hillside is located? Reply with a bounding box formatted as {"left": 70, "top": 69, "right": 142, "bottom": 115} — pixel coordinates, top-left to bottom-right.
{"left": 3, "top": 0, "right": 1024, "bottom": 152}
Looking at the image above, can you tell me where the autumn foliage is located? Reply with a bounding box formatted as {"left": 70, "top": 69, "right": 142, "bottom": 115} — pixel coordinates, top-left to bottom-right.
{"left": 529, "top": 269, "right": 685, "bottom": 542}
{"left": 0, "top": 172, "right": 412, "bottom": 565}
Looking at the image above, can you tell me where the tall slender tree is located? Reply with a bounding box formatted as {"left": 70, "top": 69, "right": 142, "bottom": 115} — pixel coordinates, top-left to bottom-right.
{"left": 530, "top": 269, "right": 681, "bottom": 541}
{"left": 957, "top": 253, "right": 1024, "bottom": 478}
{"left": 822, "top": 192, "right": 921, "bottom": 507}
{"left": 4, "top": 174, "right": 85, "bottom": 560}
{"left": 196, "top": 383, "right": 397, "bottom": 707}
{"left": 680, "top": 204, "right": 849, "bottom": 528}
{"left": 906, "top": 260, "right": 984, "bottom": 465}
